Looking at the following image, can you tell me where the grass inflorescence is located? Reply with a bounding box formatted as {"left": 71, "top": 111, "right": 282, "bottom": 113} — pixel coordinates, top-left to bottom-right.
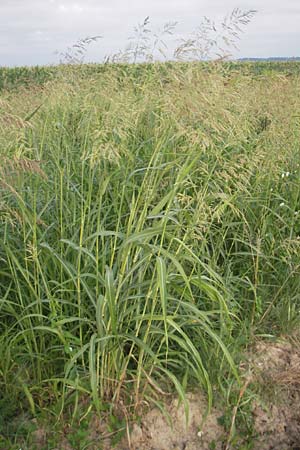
{"left": 0, "top": 61, "right": 300, "bottom": 447}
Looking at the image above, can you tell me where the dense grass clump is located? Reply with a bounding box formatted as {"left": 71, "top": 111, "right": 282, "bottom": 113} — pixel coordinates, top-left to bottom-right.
{"left": 0, "top": 62, "right": 300, "bottom": 439}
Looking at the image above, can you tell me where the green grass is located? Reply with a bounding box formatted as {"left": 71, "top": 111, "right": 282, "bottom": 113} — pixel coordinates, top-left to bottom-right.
{"left": 0, "top": 61, "right": 300, "bottom": 446}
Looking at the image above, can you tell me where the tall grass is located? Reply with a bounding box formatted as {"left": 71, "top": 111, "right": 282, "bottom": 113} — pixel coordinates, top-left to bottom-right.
{"left": 0, "top": 62, "right": 300, "bottom": 436}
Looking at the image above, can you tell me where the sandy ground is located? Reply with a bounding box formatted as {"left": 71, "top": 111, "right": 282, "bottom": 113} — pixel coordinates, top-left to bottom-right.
{"left": 249, "top": 340, "right": 300, "bottom": 450}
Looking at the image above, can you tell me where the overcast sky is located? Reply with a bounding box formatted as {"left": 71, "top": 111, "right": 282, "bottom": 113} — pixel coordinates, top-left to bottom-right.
{"left": 1, "top": 0, "right": 300, "bottom": 67}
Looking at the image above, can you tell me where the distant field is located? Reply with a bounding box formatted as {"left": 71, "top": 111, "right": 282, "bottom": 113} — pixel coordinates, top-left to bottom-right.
{"left": 1, "top": 60, "right": 300, "bottom": 91}
{"left": 1, "top": 62, "right": 300, "bottom": 449}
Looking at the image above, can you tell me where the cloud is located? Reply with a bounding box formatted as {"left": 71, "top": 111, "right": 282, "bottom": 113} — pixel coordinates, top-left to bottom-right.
{"left": 0, "top": 0, "right": 299, "bottom": 66}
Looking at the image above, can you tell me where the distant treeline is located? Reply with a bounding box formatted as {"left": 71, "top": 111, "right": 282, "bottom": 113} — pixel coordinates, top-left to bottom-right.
{"left": 239, "top": 57, "right": 300, "bottom": 62}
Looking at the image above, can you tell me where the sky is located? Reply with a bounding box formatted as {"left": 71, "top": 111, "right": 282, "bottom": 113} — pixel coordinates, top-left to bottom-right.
{"left": 0, "top": 0, "right": 300, "bottom": 67}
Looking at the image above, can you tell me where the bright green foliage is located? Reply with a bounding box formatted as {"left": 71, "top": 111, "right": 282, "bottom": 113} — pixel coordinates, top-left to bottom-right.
{"left": 0, "top": 62, "right": 300, "bottom": 439}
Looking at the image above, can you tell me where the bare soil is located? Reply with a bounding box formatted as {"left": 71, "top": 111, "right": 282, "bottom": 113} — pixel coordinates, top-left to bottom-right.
{"left": 117, "top": 392, "right": 224, "bottom": 450}
{"left": 249, "top": 340, "right": 300, "bottom": 450}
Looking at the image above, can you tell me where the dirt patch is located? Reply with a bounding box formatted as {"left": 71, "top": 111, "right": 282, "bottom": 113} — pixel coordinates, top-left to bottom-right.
{"left": 248, "top": 340, "right": 300, "bottom": 450}
{"left": 120, "top": 392, "right": 224, "bottom": 450}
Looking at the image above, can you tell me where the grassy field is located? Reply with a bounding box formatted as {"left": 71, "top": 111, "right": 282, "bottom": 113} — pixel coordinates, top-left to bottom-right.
{"left": 1, "top": 61, "right": 300, "bottom": 91}
{"left": 1, "top": 62, "right": 300, "bottom": 448}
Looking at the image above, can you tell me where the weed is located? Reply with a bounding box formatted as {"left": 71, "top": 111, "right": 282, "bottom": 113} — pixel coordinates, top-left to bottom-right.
{"left": 0, "top": 20, "right": 300, "bottom": 449}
